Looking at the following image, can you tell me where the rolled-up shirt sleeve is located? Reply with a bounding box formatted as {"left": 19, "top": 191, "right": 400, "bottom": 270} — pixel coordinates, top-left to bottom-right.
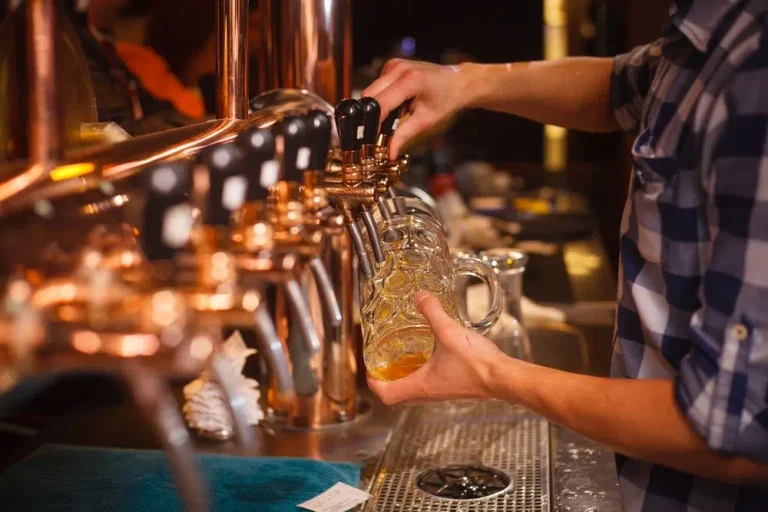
{"left": 610, "top": 39, "right": 663, "bottom": 134}
{"left": 674, "top": 49, "right": 768, "bottom": 463}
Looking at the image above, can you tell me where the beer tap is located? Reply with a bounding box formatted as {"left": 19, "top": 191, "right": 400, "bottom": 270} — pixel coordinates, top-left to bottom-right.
{"left": 227, "top": 125, "right": 343, "bottom": 359}
{"left": 353, "top": 100, "right": 387, "bottom": 265}
{"left": 303, "top": 109, "right": 350, "bottom": 257}
{"left": 142, "top": 159, "right": 286, "bottom": 445}
{"left": 195, "top": 143, "right": 322, "bottom": 364}
{"left": 360, "top": 97, "right": 381, "bottom": 168}
{"left": 301, "top": 110, "right": 360, "bottom": 426}
{"left": 323, "top": 100, "right": 380, "bottom": 278}
{"left": 376, "top": 101, "right": 412, "bottom": 216}
{"left": 0, "top": 159, "right": 278, "bottom": 512}
{"left": 272, "top": 116, "right": 343, "bottom": 330}
{"left": 303, "top": 109, "right": 337, "bottom": 224}
{"left": 233, "top": 122, "right": 347, "bottom": 426}
{"left": 359, "top": 96, "right": 394, "bottom": 223}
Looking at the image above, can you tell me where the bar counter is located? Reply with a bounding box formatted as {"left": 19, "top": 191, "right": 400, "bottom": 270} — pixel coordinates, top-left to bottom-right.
{"left": 0, "top": 209, "right": 622, "bottom": 511}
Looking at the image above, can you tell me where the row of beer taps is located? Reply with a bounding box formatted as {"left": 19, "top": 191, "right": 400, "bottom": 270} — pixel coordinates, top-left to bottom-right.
{"left": 325, "top": 98, "right": 411, "bottom": 278}
{"left": 0, "top": 96, "right": 411, "bottom": 511}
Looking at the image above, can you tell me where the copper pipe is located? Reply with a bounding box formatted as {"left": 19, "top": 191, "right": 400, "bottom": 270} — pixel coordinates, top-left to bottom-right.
{"left": 217, "top": 0, "right": 249, "bottom": 119}
{"left": 27, "top": 0, "right": 62, "bottom": 166}
{"left": 361, "top": 209, "right": 385, "bottom": 263}
{"left": 318, "top": 227, "right": 356, "bottom": 413}
{"left": 259, "top": 0, "right": 352, "bottom": 105}
{"left": 0, "top": 119, "right": 242, "bottom": 215}
{"left": 307, "top": 257, "right": 342, "bottom": 327}
{"left": 284, "top": 279, "right": 322, "bottom": 354}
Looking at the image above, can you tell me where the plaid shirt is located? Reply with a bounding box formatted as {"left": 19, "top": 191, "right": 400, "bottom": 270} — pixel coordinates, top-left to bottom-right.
{"left": 610, "top": 0, "right": 768, "bottom": 509}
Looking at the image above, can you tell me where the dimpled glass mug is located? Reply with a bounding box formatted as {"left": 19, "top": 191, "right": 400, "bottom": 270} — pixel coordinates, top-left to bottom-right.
{"left": 360, "top": 208, "right": 503, "bottom": 381}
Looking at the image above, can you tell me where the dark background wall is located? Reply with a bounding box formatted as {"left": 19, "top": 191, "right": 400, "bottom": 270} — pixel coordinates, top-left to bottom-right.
{"left": 353, "top": 1, "right": 545, "bottom": 164}
{"left": 353, "top": 0, "right": 669, "bottom": 272}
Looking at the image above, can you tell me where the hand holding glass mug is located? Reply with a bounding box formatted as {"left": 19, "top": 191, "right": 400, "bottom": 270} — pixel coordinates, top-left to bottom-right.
{"left": 366, "top": 290, "right": 508, "bottom": 405}
{"left": 359, "top": 204, "right": 503, "bottom": 381}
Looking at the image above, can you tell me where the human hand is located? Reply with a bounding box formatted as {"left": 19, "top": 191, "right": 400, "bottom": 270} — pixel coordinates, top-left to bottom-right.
{"left": 361, "top": 59, "right": 476, "bottom": 159}
{"left": 367, "top": 291, "right": 506, "bottom": 405}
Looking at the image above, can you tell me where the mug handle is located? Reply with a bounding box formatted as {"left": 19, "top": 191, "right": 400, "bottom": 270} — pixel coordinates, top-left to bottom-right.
{"left": 453, "top": 256, "right": 503, "bottom": 335}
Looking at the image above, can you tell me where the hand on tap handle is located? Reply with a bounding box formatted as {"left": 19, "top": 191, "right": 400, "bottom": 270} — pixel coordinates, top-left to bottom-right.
{"left": 375, "top": 100, "right": 410, "bottom": 216}
{"left": 198, "top": 143, "right": 248, "bottom": 226}
{"left": 141, "top": 162, "right": 193, "bottom": 261}
{"left": 330, "top": 99, "right": 375, "bottom": 278}
{"left": 359, "top": 96, "right": 398, "bottom": 221}
{"left": 379, "top": 101, "right": 406, "bottom": 139}
{"left": 377, "top": 100, "right": 410, "bottom": 158}
{"left": 333, "top": 98, "right": 386, "bottom": 267}
{"left": 356, "top": 97, "right": 387, "bottom": 263}
{"left": 236, "top": 126, "right": 278, "bottom": 201}
{"left": 362, "top": 58, "right": 471, "bottom": 160}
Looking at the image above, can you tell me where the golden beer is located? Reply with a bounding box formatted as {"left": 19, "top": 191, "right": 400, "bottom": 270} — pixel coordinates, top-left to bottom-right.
{"left": 360, "top": 211, "right": 501, "bottom": 381}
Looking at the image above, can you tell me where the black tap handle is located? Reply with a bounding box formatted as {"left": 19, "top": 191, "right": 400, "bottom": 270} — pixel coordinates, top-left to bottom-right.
{"left": 305, "top": 109, "right": 332, "bottom": 170}
{"left": 380, "top": 99, "right": 411, "bottom": 137}
{"left": 141, "top": 161, "right": 192, "bottom": 261}
{"left": 276, "top": 115, "right": 310, "bottom": 182}
{"left": 198, "top": 142, "right": 247, "bottom": 226}
{"left": 334, "top": 98, "right": 363, "bottom": 152}
{"left": 236, "top": 126, "right": 278, "bottom": 201}
{"left": 359, "top": 97, "right": 381, "bottom": 146}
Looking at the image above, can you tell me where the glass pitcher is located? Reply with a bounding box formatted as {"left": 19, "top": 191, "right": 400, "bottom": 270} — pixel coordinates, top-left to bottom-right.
{"left": 480, "top": 248, "right": 532, "bottom": 362}
{"left": 360, "top": 213, "right": 503, "bottom": 381}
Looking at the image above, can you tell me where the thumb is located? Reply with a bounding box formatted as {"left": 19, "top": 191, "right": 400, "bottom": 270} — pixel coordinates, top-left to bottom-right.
{"left": 415, "top": 291, "right": 459, "bottom": 337}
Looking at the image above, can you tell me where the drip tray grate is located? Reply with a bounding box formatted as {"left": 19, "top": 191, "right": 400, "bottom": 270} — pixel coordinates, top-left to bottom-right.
{"left": 415, "top": 465, "right": 512, "bottom": 500}
{"left": 362, "top": 400, "right": 550, "bottom": 511}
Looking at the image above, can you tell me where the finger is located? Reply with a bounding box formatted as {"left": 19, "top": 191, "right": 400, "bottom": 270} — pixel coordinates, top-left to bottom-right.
{"left": 381, "top": 58, "right": 407, "bottom": 75}
{"left": 374, "top": 70, "right": 423, "bottom": 128}
{"left": 414, "top": 291, "right": 460, "bottom": 337}
{"left": 361, "top": 59, "right": 410, "bottom": 99}
{"left": 361, "top": 73, "right": 403, "bottom": 104}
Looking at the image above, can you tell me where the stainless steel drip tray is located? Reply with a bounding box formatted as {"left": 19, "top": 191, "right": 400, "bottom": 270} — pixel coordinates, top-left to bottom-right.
{"left": 361, "top": 400, "right": 549, "bottom": 511}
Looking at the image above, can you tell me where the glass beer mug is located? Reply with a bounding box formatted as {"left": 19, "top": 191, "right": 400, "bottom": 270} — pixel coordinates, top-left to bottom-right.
{"left": 360, "top": 208, "right": 503, "bottom": 381}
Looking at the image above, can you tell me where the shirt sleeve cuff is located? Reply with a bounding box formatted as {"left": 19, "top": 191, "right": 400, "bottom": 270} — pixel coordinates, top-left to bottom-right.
{"left": 610, "top": 53, "right": 643, "bottom": 134}
{"left": 674, "top": 320, "right": 768, "bottom": 465}
{"left": 609, "top": 41, "right": 663, "bottom": 134}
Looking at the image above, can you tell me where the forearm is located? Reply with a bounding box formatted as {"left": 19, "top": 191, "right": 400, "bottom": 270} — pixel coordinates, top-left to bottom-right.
{"left": 461, "top": 57, "right": 620, "bottom": 133}
{"left": 489, "top": 358, "right": 768, "bottom": 484}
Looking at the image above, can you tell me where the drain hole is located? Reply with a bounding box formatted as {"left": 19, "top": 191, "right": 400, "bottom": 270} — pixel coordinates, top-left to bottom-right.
{"left": 415, "top": 465, "right": 512, "bottom": 500}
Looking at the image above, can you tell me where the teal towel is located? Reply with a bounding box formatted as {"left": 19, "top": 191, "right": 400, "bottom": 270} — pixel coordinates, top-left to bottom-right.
{"left": 0, "top": 443, "right": 362, "bottom": 511}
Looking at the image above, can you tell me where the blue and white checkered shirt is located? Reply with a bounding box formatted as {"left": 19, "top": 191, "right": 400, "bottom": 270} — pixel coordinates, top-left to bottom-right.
{"left": 610, "top": 0, "right": 768, "bottom": 509}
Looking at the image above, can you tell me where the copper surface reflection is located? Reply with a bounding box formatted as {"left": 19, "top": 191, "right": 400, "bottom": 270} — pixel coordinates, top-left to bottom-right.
{"left": 72, "top": 330, "right": 101, "bottom": 354}
{"left": 190, "top": 335, "right": 213, "bottom": 360}
{"left": 117, "top": 334, "right": 161, "bottom": 357}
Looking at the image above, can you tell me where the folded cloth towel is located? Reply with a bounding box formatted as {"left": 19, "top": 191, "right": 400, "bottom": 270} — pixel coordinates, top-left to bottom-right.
{"left": 0, "top": 443, "right": 361, "bottom": 512}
